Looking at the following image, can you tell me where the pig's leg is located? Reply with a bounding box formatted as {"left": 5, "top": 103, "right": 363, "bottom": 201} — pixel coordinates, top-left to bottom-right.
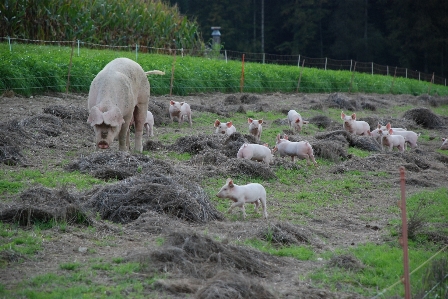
{"left": 150, "top": 123, "right": 154, "bottom": 137}
{"left": 228, "top": 200, "right": 246, "bottom": 218}
{"left": 260, "top": 197, "right": 268, "bottom": 219}
{"left": 133, "top": 105, "right": 146, "bottom": 152}
{"left": 253, "top": 200, "right": 259, "bottom": 213}
{"left": 188, "top": 112, "right": 192, "bottom": 127}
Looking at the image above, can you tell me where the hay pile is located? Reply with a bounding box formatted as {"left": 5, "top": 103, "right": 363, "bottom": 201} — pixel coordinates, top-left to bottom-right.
{"left": 329, "top": 254, "right": 365, "bottom": 271}
{"left": 138, "top": 231, "right": 280, "bottom": 279}
{"left": 83, "top": 174, "right": 223, "bottom": 224}
{"left": 0, "top": 126, "right": 26, "bottom": 166}
{"left": 65, "top": 151, "right": 174, "bottom": 180}
{"left": 315, "top": 130, "right": 381, "bottom": 152}
{"left": 325, "top": 93, "right": 358, "bottom": 111}
{"left": 0, "top": 186, "right": 90, "bottom": 225}
{"left": 402, "top": 107, "right": 445, "bottom": 129}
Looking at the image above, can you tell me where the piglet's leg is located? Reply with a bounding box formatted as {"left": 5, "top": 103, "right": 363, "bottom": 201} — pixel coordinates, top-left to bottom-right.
{"left": 228, "top": 201, "right": 246, "bottom": 219}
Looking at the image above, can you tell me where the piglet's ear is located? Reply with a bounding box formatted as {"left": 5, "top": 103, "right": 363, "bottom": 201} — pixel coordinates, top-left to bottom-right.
{"left": 214, "top": 119, "right": 220, "bottom": 127}
{"left": 228, "top": 180, "right": 234, "bottom": 188}
{"left": 377, "top": 123, "right": 381, "bottom": 129}
{"left": 103, "top": 107, "right": 124, "bottom": 127}
{"left": 226, "top": 121, "right": 233, "bottom": 127}
{"left": 386, "top": 123, "right": 391, "bottom": 130}
{"left": 389, "top": 128, "right": 393, "bottom": 134}
{"left": 341, "top": 111, "right": 345, "bottom": 119}
{"left": 443, "top": 138, "right": 446, "bottom": 142}
{"left": 248, "top": 118, "right": 253, "bottom": 124}
{"left": 295, "top": 118, "right": 301, "bottom": 123}
{"left": 351, "top": 113, "right": 356, "bottom": 120}
{"left": 170, "top": 100, "right": 175, "bottom": 105}
{"left": 87, "top": 106, "right": 104, "bottom": 126}
{"left": 258, "top": 119, "right": 263, "bottom": 124}
{"left": 303, "top": 120, "right": 309, "bottom": 124}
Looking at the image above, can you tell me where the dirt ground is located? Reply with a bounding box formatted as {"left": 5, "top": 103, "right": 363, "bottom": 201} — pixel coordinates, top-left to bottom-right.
{"left": 0, "top": 91, "right": 447, "bottom": 298}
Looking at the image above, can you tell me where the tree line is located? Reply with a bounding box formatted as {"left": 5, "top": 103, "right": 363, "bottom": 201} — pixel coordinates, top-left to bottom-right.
{"left": 167, "top": 0, "right": 448, "bottom": 78}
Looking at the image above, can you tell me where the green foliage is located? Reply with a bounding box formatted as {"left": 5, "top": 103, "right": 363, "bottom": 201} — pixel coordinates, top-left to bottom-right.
{"left": 0, "top": 169, "right": 105, "bottom": 194}
{"left": 0, "top": 223, "right": 43, "bottom": 266}
{"left": 244, "top": 238, "right": 315, "bottom": 260}
{"left": 2, "top": 43, "right": 448, "bottom": 97}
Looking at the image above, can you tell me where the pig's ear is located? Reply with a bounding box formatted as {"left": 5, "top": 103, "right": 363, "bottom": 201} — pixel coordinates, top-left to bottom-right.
{"left": 276, "top": 134, "right": 280, "bottom": 142}
{"left": 263, "top": 143, "right": 268, "bottom": 147}
{"left": 87, "top": 106, "right": 104, "bottom": 126}
{"left": 389, "top": 128, "right": 393, "bottom": 134}
{"left": 180, "top": 102, "right": 185, "bottom": 106}
{"left": 351, "top": 113, "right": 356, "bottom": 120}
{"left": 443, "top": 138, "right": 446, "bottom": 142}
{"left": 258, "top": 119, "right": 263, "bottom": 124}
{"left": 170, "top": 100, "right": 175, "bottom": 105}
{"left": 284, "top": 134, "right": 289, "bottom": 140}
{"left": 341, "top": 111, "right": 345, "bottom": 119}
{"left": 214, "top": 119, "right": 220, "bottom": 127}
{"left": 303, "top": 120, "right": 309, "bottom": 124}
{"left": 295, "top": 118, "right": 301, "bottom": 123}
{"left": 226, "top": 121, "right": 233, "bottom": 127}
{"left": 386, "top": 123, "right": 391, "bottom": 130}
{"left": 228, "top": 180, "right": 234, "bottom": 188}
{"left": 377, "top": 123, "right": 381, "bottom": 129}
{"left": 367, "top": 130, "right": 371, "bottom": 136}
{"left": 248, "top": 118, "right": 253, "bottom": 124}
{"left": 103, "top": 107, "right": 124, "bottom": 127}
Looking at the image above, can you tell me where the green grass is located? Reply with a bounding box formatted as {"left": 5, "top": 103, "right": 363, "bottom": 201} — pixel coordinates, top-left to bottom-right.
{"left": 244, "top": 238, "right": 315, "bottom": 260}
{"left": 3, "top": 43, "right": 448, "bottom": 97}
{"left": 0, "top": 169, "right": 106, "bottom": 195}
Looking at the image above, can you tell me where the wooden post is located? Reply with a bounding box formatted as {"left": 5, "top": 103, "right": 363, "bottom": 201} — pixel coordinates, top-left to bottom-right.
{"left": 349, "top": 61, "right": 357, "bottom": 93}
{"left": 170, "top": 50, "right": 176, "bottom": 96}
{"left": 390, "top": 67, "right": 397, "bottom": 94}
{"left": 296, "top": 59, "right": 305, "bottom": 93}
{"left": 66, "top": 41, "right": 75, "bottom": 94}
{"left": 427, "top": 72, "right": 434, "bottom": 95}
{"left": 398, "top": 166, "right": 411, "bottom": 299}
{"left": 240, "top": 54, "right": 245, "bottom": 92}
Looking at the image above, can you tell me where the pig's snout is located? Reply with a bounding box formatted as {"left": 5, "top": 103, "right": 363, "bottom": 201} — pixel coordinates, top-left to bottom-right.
{"left": 98, "top": 141, "right": 109, "bottom": 149}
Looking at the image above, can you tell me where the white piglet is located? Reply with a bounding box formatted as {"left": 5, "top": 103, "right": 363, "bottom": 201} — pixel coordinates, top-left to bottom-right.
{"left": 272, "top": 134, "right": 317, "bottom": 166}
{"left": 380, "top": 128, "right": 405, "bottom": 152}
{"left": 144, "top": 111, "right": 154, "bottom": 138}
{"left": 383, "top": 123, "right": 418, "bottom": 149}
{"left": 216, "top": 178, "right": 268, "bottom": 219}
{"left": 248, "top": 118, "right": 263, "bottom": 141}
{"left": 237, "top": 143, "right": 273, "bottom": 164}
{"left": 341, "top": 111, "right": 370, "bottom": 135}
{"left": 287, "top": 110, "right": 308, "bottom": 133}
{"left": 214, "top": 119, "right": 236, "bottom": 135}
{"left": 169, "top": 100, "right": 192, "bottom": 126}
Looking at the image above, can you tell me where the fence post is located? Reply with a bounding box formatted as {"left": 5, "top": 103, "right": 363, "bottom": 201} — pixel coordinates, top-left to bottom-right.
{"left": 371, "top": 62, "right": 374, "bottom": 75}
{"left": 262, "top": 53, "right": 265, "bottom": 64}
{"left": 350, "top": 59, "right": 353, "bottom": 72}
{"left": 398, "top": 166, "right": 411, "bottom": 299}
{"left": 325, "top": 57, "right": 327, "bottom": 71}
{"left": 349, "top": 61, "right": 357, "bottom": 92}
{"left": 298, "top": 55, "right": 301, "bottom": 68}
{"left": 66, "top": 41, "right": 75, "bottom": 94}
{"left": 225, "top": 50, "right": 228, "bottom": 63}
{"left": 390, "top": 67, "right": 397, "bottom": 94}
{"left": 8, "top": 36, "right": 11, "bottom": 52}
{"left": 170, "top": 50, "right": 176, "bottom": 96}
{"left": 135, "top": 43, "right": 138, "bottom": 61}
{"left": 240, "top": 54, "right": 245, "bottom": 92}
{"left": 77, "top": 40, "right": 80, "bottom": 56}
{"left": 387, "top": 66, "right": 389, "bottom": 76}
{"left": 406, "top": 68, "right": 408, "bottom": 79}
{"left": 428, "top": 72, "right": 434, "bottom": 95}
{"left": 296, "top": 59, "right": 305, "bottom": 93}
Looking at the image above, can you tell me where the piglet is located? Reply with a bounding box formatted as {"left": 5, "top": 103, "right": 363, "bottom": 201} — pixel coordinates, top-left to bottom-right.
{"left": 441, "top": 138, "right": 448, "bottom": 150}
{"left": 341, "top": 111, "right": 370, "bottom": 135}
{"left": 380, "top": 128, "right": 405, "bottom": 152}
{"left": 216, "top": 178, "right": 268, "bottom": 219}
{"left": 169, "top": 100, "right": 192, "bottom": 126}
{"left": 237, "top": 143, "right": 273, "bottom": 164}
{"left": 272, "top": 134, "right": 317, "bottom": 166}
{"left": 248, "top": 118, "right": 263, "bottom": 141}
{"left": 214, "top": 119, "right": 236, "bottom": 136}
{"left": 144, "top": 111, "right": 154, "bottom": 138}
{"left": 383, "top": 123, "right": 418, "bottom": 149}
{"left": 287, "top": 110, "right": 308, "bottom": 133}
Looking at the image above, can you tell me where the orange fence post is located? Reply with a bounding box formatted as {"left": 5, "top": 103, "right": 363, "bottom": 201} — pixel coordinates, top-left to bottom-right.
{"left": 240, "top": 54, "right": 245, "bottom": 93}
{"left": 399, "top": 166, "right": 411, "bottom": 299}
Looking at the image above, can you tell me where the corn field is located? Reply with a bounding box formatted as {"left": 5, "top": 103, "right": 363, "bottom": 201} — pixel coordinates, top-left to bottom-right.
{"left": 0, "top": 0, "right": 204, "bottom": 53}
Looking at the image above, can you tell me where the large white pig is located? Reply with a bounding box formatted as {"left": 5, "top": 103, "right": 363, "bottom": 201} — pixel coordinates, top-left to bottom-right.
{"left": 272, "top": 134, "right": 317, "bottom": 166}
{"left": 248, "top": 118, "right": 263, "bottom": 141}
{"left": 214, "top": 119, "right": 236, "bottom": 135}
{"left": 237, "top": 143, "right": 273, "bottom": 164}
{"left": 380, "top": 128, "right": 405, "bottom": 153}
{"left": 341, "top": 111, "right": 370, "bottom": 135}
{"left": 216, "top": 178, "right": 268, "bottom": 219}
{"left": 169, "top": 100, "right": 192, "bottom": 126}
{"left": 440, "top": 138, "right": 448, "bottom": 150}
{"left": 87, "top": 57, "right": 163, "bottom": 152}
{"left": 287, "top": 110, "right": 308, "bottom": 133}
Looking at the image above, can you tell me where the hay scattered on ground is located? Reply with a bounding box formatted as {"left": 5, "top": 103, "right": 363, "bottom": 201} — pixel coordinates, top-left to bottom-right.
{"left": 308, "top": 115, "right": 333, "bottom": 129}
{"left": 315, "top": 130, "right": 381, "bottom": 152}
{"left": 140, "top": 231, "right": 280, "bottom": 279}
{"left": 325, "top": 93, "right": 358, "bottom": 111}
{"left": 196, "top": 271, "right": 277, "bottom": 299}
{"left": 240, "top": 94, "right": 260, "bottom": 104}
{"left": 0, "top": 186, "right": 90, "bottom": 225}
{"left": 84, "top": 174, "right": 223, "bottom": 224}
{"left": 402, "top": 107, "right": 445, "bottom": 129}
{"left": 43, "top": 105, "right": 88, "bottom": 120}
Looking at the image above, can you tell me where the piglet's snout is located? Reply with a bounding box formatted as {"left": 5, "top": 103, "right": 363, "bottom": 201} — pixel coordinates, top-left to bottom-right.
{"left": 101, "top": 130, "right": 108, "bottom": 139}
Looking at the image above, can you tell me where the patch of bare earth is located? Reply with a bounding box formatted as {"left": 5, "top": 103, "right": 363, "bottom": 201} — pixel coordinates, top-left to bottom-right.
{"left": 1, "top": 91, "right": 447, "bottom": 298}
